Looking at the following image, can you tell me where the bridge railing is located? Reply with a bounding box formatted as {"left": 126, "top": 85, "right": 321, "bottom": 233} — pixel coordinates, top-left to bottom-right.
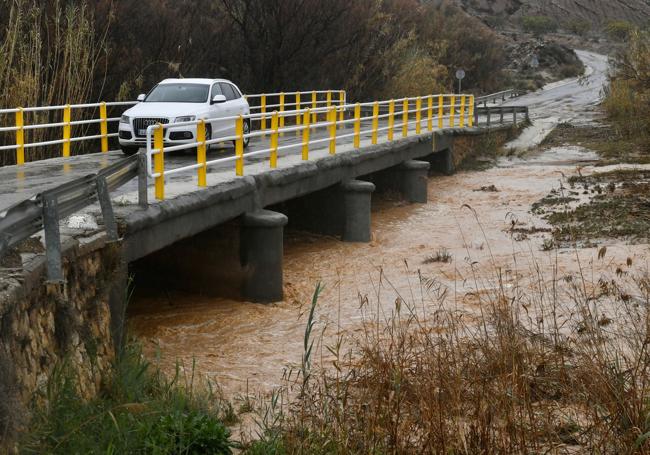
{"left": 0, "top": 89, "right": 346, "bottom": 167}
{"left": 475, "top": 89, "right": 523, "bottom": 106}
{"left": 144, "top": 94, "right": 477, "bottom": 200}
{"left": 0, "top": 101, "right": 137, "bottom": 165}
{"left": 245, "top": 90, "right": 347, "bottom": 131}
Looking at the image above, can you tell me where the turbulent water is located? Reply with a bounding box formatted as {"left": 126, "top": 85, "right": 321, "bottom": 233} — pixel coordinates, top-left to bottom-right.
{"left": 129, "top": 51, "right": 641, "bottom": 400}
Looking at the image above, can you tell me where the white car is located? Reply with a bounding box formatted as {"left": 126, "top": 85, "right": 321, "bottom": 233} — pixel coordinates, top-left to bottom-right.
{"left": 118, "top": 78, "right": 251, "bottom": 155}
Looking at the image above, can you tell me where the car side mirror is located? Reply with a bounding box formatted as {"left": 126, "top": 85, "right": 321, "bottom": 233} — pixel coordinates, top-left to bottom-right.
{"left": 137, "top": 94, "right": 146, "bottom": 102}
{"left": 212, "top": 94, "right": 227, "bottom": 104}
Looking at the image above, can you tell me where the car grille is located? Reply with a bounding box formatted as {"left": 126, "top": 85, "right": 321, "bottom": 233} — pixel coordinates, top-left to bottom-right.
{"left": 133, "top": 117, "right": 169, "bottom": 138}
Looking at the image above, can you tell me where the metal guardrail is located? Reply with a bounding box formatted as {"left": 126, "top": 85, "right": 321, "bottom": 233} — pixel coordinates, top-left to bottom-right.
{"left": 0, "top": 101, "right": 137, "bottom": 164}
{"left": 0, "top": 90, "right": 346, "bottom": 166}
{"left": 0, "top": 153, "right": 147, "bottom": 281}
{"left": 144, "top": 94, "right": 477, "bottom": 200}
{"left": 474, "top": 105, "right": 529, "bottom": 127}
{"left": 475, "top": 89, "right": 523, "bottom": 106}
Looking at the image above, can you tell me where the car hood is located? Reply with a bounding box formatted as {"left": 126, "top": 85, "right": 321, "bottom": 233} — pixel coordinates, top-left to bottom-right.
{"left": 124, "top": 102, "right": 206, "bottom": 119}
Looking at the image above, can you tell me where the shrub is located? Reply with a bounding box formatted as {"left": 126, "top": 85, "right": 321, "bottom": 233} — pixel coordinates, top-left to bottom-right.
{"left": 20, "top": 342, "right": 234, "bottom": 454}
{"left": 604, "top": 30, "right": 650, "bottom": 146}
{"left": 566, "top": 18, "right": 591, "bottom": 36}
{"left": 606, "top": 20, "right": 635, "bottom": 41}
{"left": 521, "top": 15, "right": 558, "bottom": 37}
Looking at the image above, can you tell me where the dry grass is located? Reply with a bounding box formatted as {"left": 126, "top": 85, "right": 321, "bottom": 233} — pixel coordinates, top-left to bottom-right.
{"left": 246, "top": 250, "right": 650, "bottom": 454}
{"left": 0, "top": 0, "right": 110, "bottom": 165}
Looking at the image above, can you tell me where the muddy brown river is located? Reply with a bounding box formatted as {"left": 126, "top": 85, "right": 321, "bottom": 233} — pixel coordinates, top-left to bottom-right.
{"left": 128, "top": 149, "right": 648, "bottom": 398}
{"left": 129, "top": 51, "right": 648, "bottom": 402}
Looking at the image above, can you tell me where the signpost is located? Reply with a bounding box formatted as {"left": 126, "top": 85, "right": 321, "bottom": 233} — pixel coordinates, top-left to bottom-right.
{"left": 455, "top": 69, "right": 466, "bottom": 93}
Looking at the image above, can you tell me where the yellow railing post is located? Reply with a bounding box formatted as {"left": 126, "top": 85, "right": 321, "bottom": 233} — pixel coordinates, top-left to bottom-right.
{"left": 371, "top": 101, "right": 379, "bottom": 145}
{"left": 353, "top": 103, "right": 361, "bottom": 148}
{"left": 402, "top": 99, "right": 409, "bottom": 138}
{"left": 338, "top": 90, "right": 345, "bottom": 125}
{"left": 450, "top": 95, "right": 456, "bottom": 128}
{"left": 326, "top": 90, "right": 332, "bottom": 110}
{"left": 236, "top": 115, "right": 244, "bottom": 176}
{"left": 311, "top": 91, "right": 317, "bottom": 123}
{"left": 427, "top": 96, "right": 433, "bottom": 131}
{"left": 438, "top": 95, "right": 444, "bottom": 129}
{"left": 302, "top": 109, "right": 310, "bottom": 160}
{"left": 279, "top": 93, "right": 285, "bottom": 135}
{"left": 296, "top": 92, "right": 301, "bottom": 127}
{"left": 100, "top": 102, "right": 109, "bottom": 153}
{"left": 261, "top": 95, "right": 267, "bottom": 132}
{"left": 415, "top": 97, "right": 422, "bottom": 134}
{"left": 468, "top": 95, "right": 475, "bottom": 127}
{"left": 15, "top": 108, "right": 24, "bottom": 165}
{"left": 459, "top": 95, "right": 466, "bottom": 128}
{"left": 328, "top": 106, "right": 336, "bottom": 155}
{"left": 197, "top": 120, "right": 207, "bottom": 187}
{"left": 388, "top": 100, "right": 395, "bottom": 141}
{"left": 154, "top": 125, "right": 165, "bottom": 200}
{"left": 270, "top": 111, "right": 279, "bottom": 168}
{"left": 63, "top": 104, "right": 71, "bottom": 157}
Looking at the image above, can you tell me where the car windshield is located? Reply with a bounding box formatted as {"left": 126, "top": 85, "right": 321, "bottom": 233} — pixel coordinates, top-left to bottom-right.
{"left": 145, "top": 83, "right": 209, "bottom": 103}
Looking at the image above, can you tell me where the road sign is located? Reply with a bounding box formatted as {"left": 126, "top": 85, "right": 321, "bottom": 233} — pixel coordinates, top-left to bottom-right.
{"left": 455, "top": 69, "right": 466, "bottom": 93}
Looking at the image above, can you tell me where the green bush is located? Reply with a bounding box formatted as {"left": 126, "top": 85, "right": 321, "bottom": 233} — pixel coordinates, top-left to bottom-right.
{"left": 606, "top": 20, "right": 634, "bottom": 41}
{"left": 566, "top": 18, "right": 591, "bottom": 36}
{"left": 521, "top": 16, "right": 558, "bottom": 37}
{"left": 20, "top": 343, "right": 233, "bottom": 454}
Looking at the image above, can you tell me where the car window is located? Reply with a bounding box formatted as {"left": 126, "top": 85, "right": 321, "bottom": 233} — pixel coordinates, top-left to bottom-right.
{"left": 219, "top": 83, "right": 237, "bottom": 101}
{"left": 231, "top": 84, "right": 243, "bottom": 99}
{"left": 211, "top": 83, "right": 222, "bottom": 99}
{"left": 145, "top": 84, "right": 210, "bottom": 103}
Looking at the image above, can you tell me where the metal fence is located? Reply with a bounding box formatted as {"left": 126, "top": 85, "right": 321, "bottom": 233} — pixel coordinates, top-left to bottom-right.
{"left": 144, "top": 94, "right": 477, "bottom": 200}
{"left": 0, "top": 90, "right": 346, "bottom": 166}
{"left": 475, "top": 89, "right": 523, "bottom": 106}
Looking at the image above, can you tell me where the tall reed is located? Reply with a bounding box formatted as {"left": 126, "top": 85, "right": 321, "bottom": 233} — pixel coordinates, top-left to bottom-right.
{"left": 0, "top": 0, "right": 110, "bottom": 165}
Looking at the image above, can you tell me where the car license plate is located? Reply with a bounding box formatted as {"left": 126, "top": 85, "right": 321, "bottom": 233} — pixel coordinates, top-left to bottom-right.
{"left": 138, "top": 129, "right": 146, "bottom": 136}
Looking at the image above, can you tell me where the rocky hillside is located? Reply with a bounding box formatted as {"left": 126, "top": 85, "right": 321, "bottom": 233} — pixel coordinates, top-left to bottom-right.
{"left": 454, "top": 0, "right": 650, "bottom": 26}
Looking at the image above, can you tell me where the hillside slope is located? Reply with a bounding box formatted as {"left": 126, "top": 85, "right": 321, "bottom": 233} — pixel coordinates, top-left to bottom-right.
{"left": 455, "top": 0, "right": 650, "bottom": 25}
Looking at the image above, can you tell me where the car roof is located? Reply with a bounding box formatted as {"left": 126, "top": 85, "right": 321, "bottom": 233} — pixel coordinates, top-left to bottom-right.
{"left": 159, "top": 78, "right": 232, "bottom": 85}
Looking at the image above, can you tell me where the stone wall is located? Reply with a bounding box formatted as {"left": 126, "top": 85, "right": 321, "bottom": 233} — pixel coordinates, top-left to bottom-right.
{"left": 0, "top": 235, "right": 125, "bottom": 448}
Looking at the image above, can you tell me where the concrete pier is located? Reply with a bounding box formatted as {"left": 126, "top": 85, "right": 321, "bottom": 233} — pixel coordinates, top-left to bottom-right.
{"left": 399, "top": 160, "right": 430, "bottom": 203}
{"left": 341, "top": 180, "right": 375, "bottom": 242}
{"left": 240, "top": 210, "right": 288, "bottom": 303}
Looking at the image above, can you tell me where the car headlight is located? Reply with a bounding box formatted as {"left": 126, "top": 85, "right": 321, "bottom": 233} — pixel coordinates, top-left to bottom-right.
{"left": 120, "top": 115, "right": 130, "bottom": 124}
{"left": 175, "top": 116, "right": 196, "bottom": 123}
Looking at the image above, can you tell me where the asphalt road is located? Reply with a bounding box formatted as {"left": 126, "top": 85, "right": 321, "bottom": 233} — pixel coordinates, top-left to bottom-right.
{"left": 504, "top": 50, "right": 608, "bottom": 150}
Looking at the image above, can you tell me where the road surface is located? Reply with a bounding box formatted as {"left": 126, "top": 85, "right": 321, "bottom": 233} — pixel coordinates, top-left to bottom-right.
{"left": 504, "top": 50, "right": 608, "bottom": 150}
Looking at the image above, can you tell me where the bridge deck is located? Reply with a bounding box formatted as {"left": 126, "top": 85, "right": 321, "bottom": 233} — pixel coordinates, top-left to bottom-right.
{"left": 0, "top": 115, "right": 504, "bottom": 214}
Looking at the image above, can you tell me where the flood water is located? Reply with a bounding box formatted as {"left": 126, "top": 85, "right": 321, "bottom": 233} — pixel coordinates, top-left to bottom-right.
{"left": 128, "top": 146, "right": 647, "bottom": 398}
{"left": 128, "top": 50, "right": 645, "bottom": 402}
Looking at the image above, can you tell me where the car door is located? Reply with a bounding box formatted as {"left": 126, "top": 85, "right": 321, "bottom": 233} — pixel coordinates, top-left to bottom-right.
{"left": 207, "top": 82, "right": 230, "bottom": 138}
{"left": 219, "top": 82, "right": 242, "bottom": 136}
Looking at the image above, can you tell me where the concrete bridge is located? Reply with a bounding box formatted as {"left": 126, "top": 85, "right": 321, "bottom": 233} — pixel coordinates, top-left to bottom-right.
{"left": 0, "top": 90, "right": 526, "bottom": 305}
{"left": 0, "top": 90, "right": 526, "bottom": 425}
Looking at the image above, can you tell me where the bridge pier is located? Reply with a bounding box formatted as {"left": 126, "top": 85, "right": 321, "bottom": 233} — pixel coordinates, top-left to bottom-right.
{"left": 240, "top": 210, "right": 288, "bottom": 303}
{"left": 341, "top": 180, "right": 375, "bottom": 242}
{"left": 399, "top": 160, "right": 430, "bottom": 203}
{"left": 367, "top": 160, "right": 430, "bottom": 204}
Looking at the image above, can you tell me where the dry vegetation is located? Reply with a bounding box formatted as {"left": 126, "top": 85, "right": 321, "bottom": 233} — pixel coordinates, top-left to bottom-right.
{"left": 603, "top": 29, "right": 650, "bottom": 154}
{"left": 0, "top": 0, "right": 507, "bottom": 165}
{"left": 246, "top": 254, "right": 650, "bottom": 454}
